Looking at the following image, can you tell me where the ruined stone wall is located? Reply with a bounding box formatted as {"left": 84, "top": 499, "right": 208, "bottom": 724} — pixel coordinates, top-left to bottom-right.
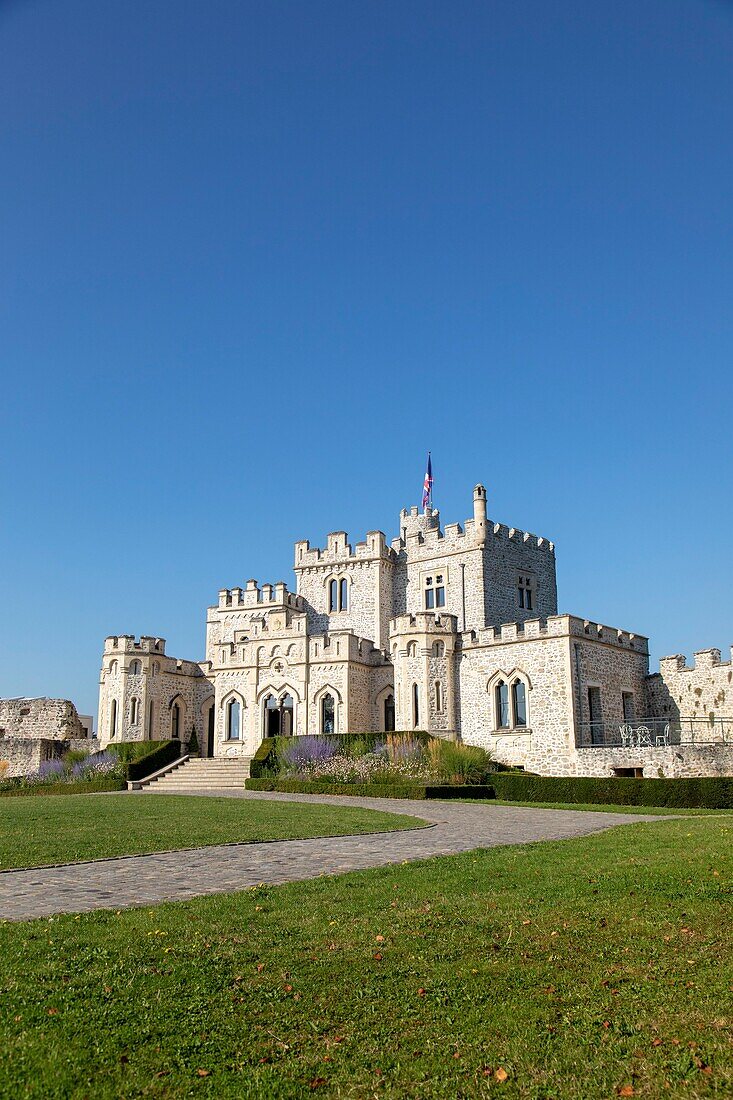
{"left": 0, "top": 698, "right": 86, "bottom": 741}
{"left": 647, "top": 648, "right": 733, "bottom": 723}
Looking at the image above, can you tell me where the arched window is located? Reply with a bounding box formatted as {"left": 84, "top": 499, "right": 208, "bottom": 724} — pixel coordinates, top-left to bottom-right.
{"left": 110, "top": 699, "right": 117, "bottom": 739}
{"left": 129, "top": 660, "right": 141, "bottom": 676}
{"left": 226, "top": 698, "right": 241, "bottom": 740}
{"left": 384, "top": 693, "right": 395, "bottom": 732}
{"left": 412, "top": 683, "right": 420, "bottom": 729}
{"left": 340, "top": 577, "right": 348, "bottom": 611}
{"left": 407, "top": 641, "right": 417, "bottom": 657}
{"left": 512, "top": 679, "right": 527, "bottom": 727}
{"left": 148, "top": 700, "right": 154, "bottom": 739}
{"left": 130, "top": 697, "right": 139, "bottom": 725}
{"left": 171, "top": 702, "right": 181, "bottom": 739}
{"left": 435, "top": 681, "right": 443, "bottom": 713}
{"left": 495, "top": 681, "right": 510, "bottom": 729}
{"left": 321, "top": 693, "right": 335, "bottom": 735}
{"left": 329, "top": 579, "right": 338, "bottom": 612}
{"left": 109, "top": 660, "right": 118, "bottom": 676}
{"left": 432, "top": 641, "right": 445, "bottom": 657}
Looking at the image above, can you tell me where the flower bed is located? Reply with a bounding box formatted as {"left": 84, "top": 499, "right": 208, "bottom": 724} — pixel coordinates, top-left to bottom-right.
{"left": 251, "top": 733, "right": 495, "bottom": 789}
{"left": 0, "top": 749, "right": 127, "bottom": 796}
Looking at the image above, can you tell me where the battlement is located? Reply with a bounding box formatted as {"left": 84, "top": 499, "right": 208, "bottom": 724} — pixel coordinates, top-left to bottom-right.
{"left": 309, "top": 630, "right": 384, "bottom": 662}
{"left": 217, "top": 580, "right": 305, "bottom": 610}
{"left": 390, "top": 611, "right": 459, "bottom": 636}
{"left": 294, "top": 530, "right": 392, "bottom": 568}
{"left": 658, "top": 648, "right": 733, "bottom": 674}
{"left": 390, "top": 507, "right": 555, "bottom": 555}
{"left": 461, "top": 615, "right": 648, "bottom": 652}
{"left": 104, "top": 635, "right": 166, "bottom": 655}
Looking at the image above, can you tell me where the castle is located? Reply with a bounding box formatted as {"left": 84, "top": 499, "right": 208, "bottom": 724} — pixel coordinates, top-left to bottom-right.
{"left": 98, "top": 483, "right": 733, "bottom": 778}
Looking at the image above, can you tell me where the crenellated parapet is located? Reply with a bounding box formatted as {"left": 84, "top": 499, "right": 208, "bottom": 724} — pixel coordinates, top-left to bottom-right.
{"left": 658, "top": 648, "right": 733, "bottom": 674}
{"left": 390, "top": 611, "right": 459, "bottom": 637}
{"left": 294, "top": 529, "right": 394, "bottom": 567}
{"left": 460, "top": 615, "right": 648, "bottom": 653}
{"left": 104, "top": 635, "right": 166, "bottom": 655}
{"left": 390, "top": 506, "right": 555, "bottom": 555}
{"left": 217, "top": 579, "right": 305, "bottom": 610}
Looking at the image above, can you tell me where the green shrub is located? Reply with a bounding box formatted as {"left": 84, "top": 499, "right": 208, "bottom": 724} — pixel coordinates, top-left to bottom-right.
{"left": 245, "top": 778, "right": 495, "bottom": 800}
{"left": 489, "top": 773, "right": 733, "bottom": 809}
{"left": 108, "top": 741, "right": 170, "bottom": 764}
{"left": 0, "top": 777, "right": 127, "bottom": 798}
{"left": 188, "top": 727, "right": 199, "bottom": 756}
{"left": 426, "top": 740, "right": 493, "bottom": 784}
{"left": 249, "top": 737, "right": 278, "bottom": 779}
{"left": 126, "top": 740, "right": 182, "bottom": 781}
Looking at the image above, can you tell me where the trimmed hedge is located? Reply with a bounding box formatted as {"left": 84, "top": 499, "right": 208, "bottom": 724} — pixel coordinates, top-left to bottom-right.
{"left": 245, "top": 778, "right": 495, "bottom": 800}
{"left": 489, "top": 772, "right": 733, "bottom": 809}
{"left": 0, "top": 777, "right": 126, "bottom": 797}
{"left": 107, "top": 740, "right": 171, "bottom": 764}
{"left": 249, "top": 737, "right": 277, "bottom": 779}
{"left": 126, "top": 739, "right": 182, "bottom": 782}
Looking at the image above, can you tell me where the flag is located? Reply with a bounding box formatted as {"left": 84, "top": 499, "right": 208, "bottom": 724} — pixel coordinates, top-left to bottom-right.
{"left": 422, "top": 452, "right": 433, "bottom": 510}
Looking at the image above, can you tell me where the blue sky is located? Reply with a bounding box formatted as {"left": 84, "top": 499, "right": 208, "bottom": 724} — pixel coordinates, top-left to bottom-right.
{"left": 1, "top": 0, "right": 732, "bottom": 720}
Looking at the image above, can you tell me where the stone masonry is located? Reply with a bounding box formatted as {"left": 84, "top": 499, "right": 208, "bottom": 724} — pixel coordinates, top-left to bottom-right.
{"left": 98, "top": 481, "right": 732, "bottom": 778}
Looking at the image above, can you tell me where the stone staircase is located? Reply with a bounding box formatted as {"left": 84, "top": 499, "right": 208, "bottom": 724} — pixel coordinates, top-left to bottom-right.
{"left": 143, "top": 756, "right": 252, "bottom": 792}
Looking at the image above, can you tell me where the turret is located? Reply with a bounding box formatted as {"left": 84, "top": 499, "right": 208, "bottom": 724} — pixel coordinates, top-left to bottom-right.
{"left": 473, "top": 484, "right": 487, "bottom": 533}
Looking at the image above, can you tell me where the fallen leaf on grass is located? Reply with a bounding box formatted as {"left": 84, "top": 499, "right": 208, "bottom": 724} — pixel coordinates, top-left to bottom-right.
{"left": 309, "top": 1077, "right": 327, "bottom": 1089}
{"left": 617, "top": 1087, "right": 634, "bottom": 1097}
{"left": 196, "top": 1069, "right": 210, "bottom": 1077}
{"left": 495, "top": 1067, "right": 509, "bottom": 1083}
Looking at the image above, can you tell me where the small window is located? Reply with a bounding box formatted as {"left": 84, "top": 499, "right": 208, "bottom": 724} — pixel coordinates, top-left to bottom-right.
{"left": 130, "top": 697, "right": 139, "bottom": 725}
{"left": 424, "top": 574, "right": 446, "bottom": 610}
{"left": 622, "top": 692, "right": 635, "bottom": 722}
{"left": 518, "top": 575, "right": 535, "bottom": 611}
{"left": 329, "top": 578, "right": 338, "bottom": 612}
{"left": 321, "top": 693, "right": 335, "bottom": 735}
{"left": 110, "top": 699, "right": 118, "bottom": 738}
{"left": 614, "top": 767, "right": 644, "bottom": 779}
{"left": 407, "top": 641, "right": 417, "bottom": 657}
{"left": 329, "top": 577, "right": 348, "bottom": 612}
{"left": 435, "top": 681, "right": 443, "bottom": 713}
{"left": 148, "top": 700, "right": 154, "bottom": 738}
{"left": 384, "top": 693, "right": 395, "bottom": 732}
{"left": 340, "top": 577, "right": 348, "bottom": 611}
{"left": 129, "top": 660, "right": 141, "bottom": 676}
{"left": 432, "top": 640, "right": 445, "bottom": 657}
{"left": 412, "top": 683, "right": 420, "bottom": 728}
{"left": 171, "top": 702, "right": 181, "bottom": 739}
{"left": 109, "top": 660, "right": 118, "bottom": 676}
{"left": 495, "top": 681, "right": 510, "bottom": 729}
{"left": 226, "top": 698, "right": 241, "bottom": 740}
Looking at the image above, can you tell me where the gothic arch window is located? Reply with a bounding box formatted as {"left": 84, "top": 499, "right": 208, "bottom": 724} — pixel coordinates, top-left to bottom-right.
{"left": 412, "top": 683, "right": 420, "bottom": 729}
{"left": 130, "top": 697, "right": 139, "bottom": 725}
{"left": 512, "top": 679, "right": 527, "bottom": 727}
{"left": 152, "top": 661, "right": 160, "bottom": 677}
{"left": 109, "top": 698, "right": 118, "bottom": 739}
{"left": 321, "top": 693, "right": 335, "bottom": 735}
{"left": 495, "top": 680, "right": 510, "bottom": 729}
{"left": 407, "top": 641, "right": 418, "bottom": 657}
{"left": 171, "top": 701, "right": 181, "bottom": 740}
{"left": 432, "top": 641, "right": 445, "bottom": 658}
{"left": 109, "top": 660, "right": 118, "bottom": 676}
{"left": 490, "top": 672, "right": 530, "bottom": 731}
{"left": 328, "top": 576, "right": 349, "bottom": 613}
{"left": 148, "top": 699, "right": 154, "bottom": 739}
{"left": 226, "top": 698, "right": 241, "bottom": 741}
{"left": 129, "top": 660, "right": 141, "bottom": 676}
{"left": 384, "top": 693, "right": 395, "bottom": 732}
{"left": 434, "top": 681, "right": 443, "bottom": 713}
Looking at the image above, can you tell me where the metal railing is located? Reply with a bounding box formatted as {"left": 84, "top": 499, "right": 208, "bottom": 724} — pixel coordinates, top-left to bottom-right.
{"left": 576, "top": 717, "right": 733, "bottom": 749}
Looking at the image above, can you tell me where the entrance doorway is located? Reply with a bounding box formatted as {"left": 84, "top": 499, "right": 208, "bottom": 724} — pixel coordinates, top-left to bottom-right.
{"left": 264, "top": 693, "right": 294, "bottom": 737}
{"left": 384, "top": 694, "right": 395, "bottom": 732}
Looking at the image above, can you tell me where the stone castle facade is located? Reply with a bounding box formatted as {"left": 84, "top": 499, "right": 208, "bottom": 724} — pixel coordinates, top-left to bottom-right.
{"left": 98, "top": 483, "right": 733, "bottom": 778}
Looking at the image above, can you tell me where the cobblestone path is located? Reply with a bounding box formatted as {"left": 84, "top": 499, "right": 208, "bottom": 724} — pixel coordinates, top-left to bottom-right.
{"left": 0, "top": 790, "right": 662, "bottom": 921}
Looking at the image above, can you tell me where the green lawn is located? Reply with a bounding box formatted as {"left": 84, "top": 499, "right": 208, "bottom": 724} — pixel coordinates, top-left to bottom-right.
{"left": 0, "top": 794, "right": 424, "bottom": 870}
{"left": 2, "top": 816, "right": 732, "bottom": 1098}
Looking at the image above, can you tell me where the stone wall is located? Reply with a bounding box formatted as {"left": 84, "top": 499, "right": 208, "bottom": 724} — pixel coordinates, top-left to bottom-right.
{"left": 0, "top": 698, "right": 87, "bottom": 741}
{"left": 647, "top": 648, "right": 733, "bottom": 723}
{"left": 0, "top": 735, "right": 102, "bottom": 779}
{"left": 574, "top": 744, "right": 733, "bottom": 779}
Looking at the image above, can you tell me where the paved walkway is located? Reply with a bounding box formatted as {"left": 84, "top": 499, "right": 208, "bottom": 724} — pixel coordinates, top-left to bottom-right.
{"left": 0, "top": 790, "right": 664, "bottom": 922}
